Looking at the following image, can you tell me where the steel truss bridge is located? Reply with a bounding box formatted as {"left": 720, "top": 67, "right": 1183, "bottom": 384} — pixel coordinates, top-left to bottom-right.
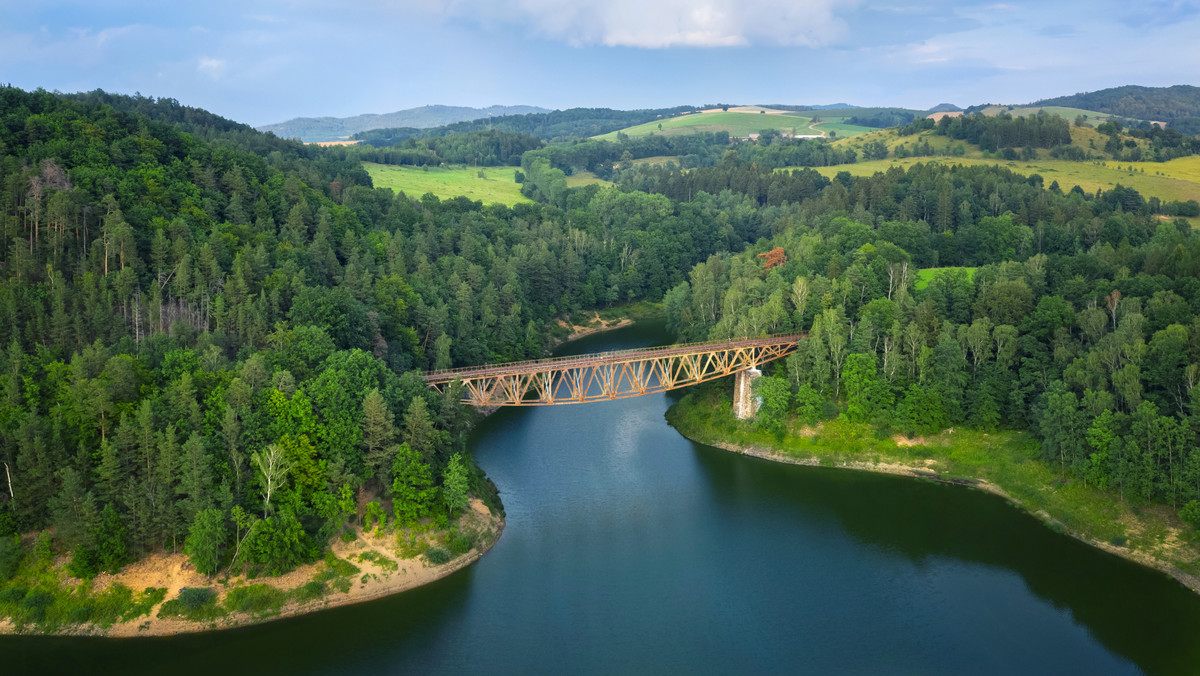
{"left": 422, "top": 334, "right": 804, "bottom": 407}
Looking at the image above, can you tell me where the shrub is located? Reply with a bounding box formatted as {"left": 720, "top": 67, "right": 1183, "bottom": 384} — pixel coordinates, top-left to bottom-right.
{"left": 0, "top": 585, "right": 28, "bottom": 604}
{"left": 323, "top": 552, "right": 360, "bottom": 577}
{"left": 159, "top": 587, "right": 222, "bottom": 621}
{"left": 69, "top": 605, "right": 94, "bottom": 623}
{"left": 20, "top": 591, "right": 54, "bottom": 623}
{"left": 293, "top": 580, "right": 326, "bottom": 603}
{"left": 449, "top": 534, "right": 472, "bottom": 555}
{"left": 0, "top": 535, "right": 21, "bottom": 582}
{"left": 67, "top": 545, "right": 100, "bottom": 580}
{"left": 224, "top": 584, "right": 288, "bottom": 615}
{"left": 179, "top": 587, "right": 213, "bottom": 610}
{"left": 1180, "top": 501, "right": 1200, "bottom": 530}
{"left": 424, "top": 547, "right": 450, "bottom": 565}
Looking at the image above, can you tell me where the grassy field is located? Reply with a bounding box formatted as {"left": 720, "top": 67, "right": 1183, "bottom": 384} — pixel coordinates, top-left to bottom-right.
{"left": 594, "top": 110, "right": 873, "bottom": 141}
{"left": 977, "top": 104, "right": 1134, "bottom": 124}
{"left": 667, "top": 387, "right": 1200, "bottom": 580}
{"left": 365, "top": 163, "right": 532, "bottom": 206}
{"left": 915, "top": 267, "right": 977, "bottom": 290}
{"left": 804, "top": 156, "right": 1200, "bottom": 204}
{"left": 630, "top": 155, "right": 682, "bottom": 166}
{"left": 832, "top": 122, "right": 1149, "bottom": 161}
{"left": 564, "top": 171, "right": 612, "bottom": 188}
{"left": 812, "top": 120, "right": 877, "bottom": 138}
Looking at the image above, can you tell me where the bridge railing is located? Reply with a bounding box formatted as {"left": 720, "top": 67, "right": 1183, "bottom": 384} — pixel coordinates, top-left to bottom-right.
{"left": 422, "top": 332, "right": 806, "bottom": 382}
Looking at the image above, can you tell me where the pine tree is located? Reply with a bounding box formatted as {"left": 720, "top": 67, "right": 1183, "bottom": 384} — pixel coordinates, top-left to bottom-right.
{"left": 361, "top": 388, "right": 397, "bottom": 482}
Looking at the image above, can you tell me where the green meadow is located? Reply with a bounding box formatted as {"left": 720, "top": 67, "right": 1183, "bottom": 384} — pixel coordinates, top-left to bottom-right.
{"left": 364, "top": 163, "right": 532, "bottom": 206}
{"left": 915, "top": 267, "right": 977, "bottom": 290}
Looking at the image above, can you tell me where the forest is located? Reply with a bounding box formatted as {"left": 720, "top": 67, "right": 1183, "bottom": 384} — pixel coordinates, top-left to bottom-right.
{"left": 661, "top": 161, "right": 1200, "bottom": 520}
{"left": 0, "top": 88, "right": 761, "bottom": 587}
{"left": 1031, "top": 84, "right": 1200, "bottom": 122}
{"left": 5, "top": 83, "right": 1200, "bottom": 618}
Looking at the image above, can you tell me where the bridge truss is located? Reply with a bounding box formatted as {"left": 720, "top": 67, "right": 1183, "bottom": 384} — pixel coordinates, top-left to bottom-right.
{"left": 423, "top": 334, "right": 803, "bottom": 407}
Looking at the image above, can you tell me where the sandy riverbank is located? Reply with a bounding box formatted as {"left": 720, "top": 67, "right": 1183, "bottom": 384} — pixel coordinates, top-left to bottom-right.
{"left": 689, "top": 434, "right": 1200, "bottom": 596}
{"left": 551, "top": 313, "right": 634, "bottom": 349}
{"left": 4, "top": 499, "right": 503, "bottom": 638}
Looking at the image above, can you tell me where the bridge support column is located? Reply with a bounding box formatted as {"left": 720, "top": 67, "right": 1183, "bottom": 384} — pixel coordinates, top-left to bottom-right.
{"left": 733, "top": 366, "right": 762, "bottom": 420}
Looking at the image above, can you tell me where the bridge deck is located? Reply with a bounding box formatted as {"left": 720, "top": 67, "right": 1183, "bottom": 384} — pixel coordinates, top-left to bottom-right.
{"left": 422, "top": 333, "right": 806, "bottom": 384}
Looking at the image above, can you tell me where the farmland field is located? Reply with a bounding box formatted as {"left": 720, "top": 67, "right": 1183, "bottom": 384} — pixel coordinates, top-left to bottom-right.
{"left": 803, "top": 156, "right": 1200, "bottom": 204}
{"left": 594, "top": 109, "right": 873, "bottom": 141}
{"left": 364, "top": 162, "right": 532, "bottom": 206}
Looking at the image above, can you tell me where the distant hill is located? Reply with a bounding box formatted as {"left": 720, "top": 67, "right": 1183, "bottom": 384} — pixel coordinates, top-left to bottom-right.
{"left": 927, "top": 103, "right": 962, "bottom": 113}
{"left": 1029, "top": 85, "right": 1200, "bottom": 122}
{"left": 258, "top": 104, "right": 550, "bottom": 142}
{"left": 354, "top": 106, "right": 696, "bottom": 145}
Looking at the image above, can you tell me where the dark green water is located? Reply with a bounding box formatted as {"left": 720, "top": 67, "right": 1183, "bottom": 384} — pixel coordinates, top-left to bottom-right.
{"left": 8, "top": 320, "right": 1200, "bottom": 675}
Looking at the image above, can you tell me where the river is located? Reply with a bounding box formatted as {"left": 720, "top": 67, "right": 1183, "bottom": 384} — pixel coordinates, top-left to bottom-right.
{"left": 8, "top": 319, "right": 1200, "bottom": 674}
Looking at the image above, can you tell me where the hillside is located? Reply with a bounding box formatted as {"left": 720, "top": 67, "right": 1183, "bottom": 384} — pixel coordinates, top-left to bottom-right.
{"left": 353, "top": 106, "right": 696, "bottom": 145}
{"left": 1030, "top": 84, "right": 1200, "bottom": 122}
{"left": 825, "top": 120, "right": 1200, "bottom": 208}
{"left": 257, "top": 104, "right": 550, "bottom": 142}
{"left": 592, "top": 106, "right": 876, "bottom": 141}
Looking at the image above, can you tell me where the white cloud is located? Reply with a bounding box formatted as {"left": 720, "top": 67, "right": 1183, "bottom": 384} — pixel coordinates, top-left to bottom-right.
{"left": 197, "top": 57, "right": 227, "bottom": 77}
{"left": 428, "top": 0, "right": 855, "bottom": 48}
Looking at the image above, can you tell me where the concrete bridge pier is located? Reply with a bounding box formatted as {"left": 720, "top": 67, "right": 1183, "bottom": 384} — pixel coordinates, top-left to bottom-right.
{"left": 733, "top": 366, "right": 762, "bottom": 420}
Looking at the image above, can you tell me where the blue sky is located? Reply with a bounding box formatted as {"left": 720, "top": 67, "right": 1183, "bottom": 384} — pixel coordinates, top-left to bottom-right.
{"left": 2, "top": 0, "right": 1198, "bottom": 127}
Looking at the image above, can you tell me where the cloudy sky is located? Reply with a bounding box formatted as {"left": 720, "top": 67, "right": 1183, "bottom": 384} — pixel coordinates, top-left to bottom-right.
{"left": 2, "top": 0, "right": 1198, "bottom": 126}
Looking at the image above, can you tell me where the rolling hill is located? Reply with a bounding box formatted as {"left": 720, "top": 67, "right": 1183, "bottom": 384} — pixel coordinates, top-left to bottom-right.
{"left": 258, "top": 104, "right": 550, "bottom": 142}
{"left": 592, "top": 106, "right": 877, "bottom": 141}
{"left": 1029, "top": 84, "right": 1200, "bottom": 122}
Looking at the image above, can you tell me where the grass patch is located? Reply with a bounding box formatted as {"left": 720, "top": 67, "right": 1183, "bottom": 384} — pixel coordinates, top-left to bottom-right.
{"left": 424, "top": 547, "right": 451, "bottom": 565}
{"left": 364, "top": 162, "right": 532, "bottom": 206}
{"left": 564, "top": 171, "right": 612, "bottom": 189}
{"left": 158, "top": 587, "right": 225, "bottom": 622}
{"left": 356, "top": 550, "right": 399, "bottom": 572}
{"left": 293, "top": 580, "right": 327, "bottom": 603}
{"left": 914, "top": 267, "right": 977, "bottom": 291}
{"left": 322, "top": 552, "right": 360, "bottom": 578}
{"left": 630, "top": 155, "right": 681, "bottom": 166}
{"left": 395, "top": 531, "right": 431, "bottom": 559}
{"left": 224, "top": 584, "right": 288, "bottom": 615}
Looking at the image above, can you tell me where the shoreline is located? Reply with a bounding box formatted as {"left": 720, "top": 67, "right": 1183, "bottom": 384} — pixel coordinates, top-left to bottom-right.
{"left": 2, "top": 311, "right": 643, "bottom": 638}
{"left": 2, "top": 311, "right": 648, "bottom": 638}
{"left": 673, "top": 424, "right": 1200, "bottom": 597}
{"left": 548, "top": 313, "right": 635, "bottom": 351}
{"left": 1, "top": 500, "right": 503, "bottom": 638}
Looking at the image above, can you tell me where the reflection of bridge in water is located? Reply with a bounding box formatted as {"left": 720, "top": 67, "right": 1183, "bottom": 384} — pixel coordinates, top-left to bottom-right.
{"left": 422, "top": 334, "right": 804, "bottom": 412}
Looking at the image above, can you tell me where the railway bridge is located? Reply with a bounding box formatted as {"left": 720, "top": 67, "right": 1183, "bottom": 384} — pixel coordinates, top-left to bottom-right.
{"left": 422, "top": 334, "right": 804, "bottom": 418}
